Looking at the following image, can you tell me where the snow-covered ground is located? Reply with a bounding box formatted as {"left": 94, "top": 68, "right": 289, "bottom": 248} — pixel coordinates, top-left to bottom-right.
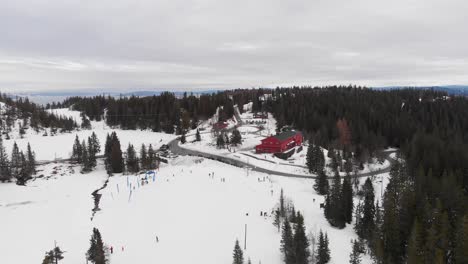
{"left": 0, "top": 155, "right": 381, "bottom": 263}
{"left": 2, "top": 108, "right": 176, "bottom": 161}
{"left": 0, "top": 105, "right": 390, "bottom": 264}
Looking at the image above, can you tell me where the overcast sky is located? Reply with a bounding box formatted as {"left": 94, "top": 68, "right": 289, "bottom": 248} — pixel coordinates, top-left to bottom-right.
{"left": 1, "top": 0, "right": 467, "bottom": 92}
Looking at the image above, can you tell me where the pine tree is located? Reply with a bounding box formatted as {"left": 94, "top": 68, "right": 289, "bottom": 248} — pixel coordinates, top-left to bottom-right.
{"left": 293, "top": 212, "right": 310, "bottom": 264}
{"left": 147, "top": 144, "right": 157, "bottom": 169}
{"left": 349, "top": 239, "right": 362, "bottom": 264}
{"left": 10, "top": 142, "right": 22, "bottom": 180}
{"left": 281, "top": 217, "right": 295, "bottom": 264}
{"left": 81, "top": 140, "right": 92, "bottom": 172}
{"left": 327, "top": 170, "right": 345, "bottom": 228}
{"left": 86, "top": 228, "right": 106, "bottom": 264}
{"left": 316, "top": 230, "right": 330, "bottom": 264}
{"left": 0, "top": 138, "right": 11, "bottom": 182}
{"left": 314, "top": 169, "right": 329, "bottom": 195}
{"left": 72, "top": 135, "right": 83, "bottom": 163}
{"left": 180, "top": 132, "right": 186, "bottom": 144}
{"left": 360, "top": 178, "right": 375, "bottom": 241}
{"left": 43, "top": 246, "right": 64, "bottom": 264}
{"left": 126, "top": 144, "right": 139, "bottom": 174}
{"left": 26, "top": 143, "right": 36, "bottom": 176}
{"left": 232, "top": 239, "right": 244, "bottom": 264}
{"left": 140, "top": 144, "right": 148, "bottom": 170}
{"left": 280, "top": 188, "right": 285, "bottom": 217}
{"left": 230, "top": 128, "right": 242, "bottom": 146}
{"left": 273, "top": 209, "right": 281, "bottom": 232}
{"left": 341, "top": 175, "right": 354, "bottom": 224}
{"left": 87, "top": 137, "right": 97, "bottom": 169}
{"left": 195, "top": 129, "right": 201, "bottom": 141}
{"left": 216, "top": 133, "right": 225, "bottom": 148}
{"left": 90, "top": 132, "right": 100, "bottom": 155}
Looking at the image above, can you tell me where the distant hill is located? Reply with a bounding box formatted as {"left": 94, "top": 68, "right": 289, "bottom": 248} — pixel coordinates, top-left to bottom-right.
{"left": 373, "top": 85, "right": 468, "bottom": 96}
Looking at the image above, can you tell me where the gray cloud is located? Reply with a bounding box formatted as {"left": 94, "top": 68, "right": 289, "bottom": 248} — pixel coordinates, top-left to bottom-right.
{"left": 0, "top": 0, "right": 467, "bottom": 92}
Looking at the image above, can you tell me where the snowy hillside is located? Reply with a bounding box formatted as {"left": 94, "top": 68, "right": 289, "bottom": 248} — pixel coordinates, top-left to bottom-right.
{"left": 2, "top": 108, "right": 176, "bottom": 161}
{"left": 0, "top": 155, "right": 381, "bottom": 263}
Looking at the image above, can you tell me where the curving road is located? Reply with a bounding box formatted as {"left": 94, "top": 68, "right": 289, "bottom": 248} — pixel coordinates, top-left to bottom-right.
{"left": 168, "top": 137, "right": 396, "bottom": 179}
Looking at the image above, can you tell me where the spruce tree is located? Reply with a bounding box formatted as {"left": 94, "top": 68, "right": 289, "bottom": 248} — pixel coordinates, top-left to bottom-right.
{"left": 10, "top": 142, "right": 22, "bottom": 180}
{"left": 126, "top": 144, "right": 139, "bottom": 174}
{"left": 341, "top": 175, "right": 354, "bottom": 224}
{"left": 87, "top": 137, "right": 97, "bottom": 169}
{"left": 232, "top": 239, "right": 244, "bottom": 264}
{"left": 86, "top": 228, "right": 106, "bottom": 264}
{"left": 349, "top": 239, "right": 362, "bottom": 264}
{"left": 230, "top": 128, "right": 242, "bottom": 146}
{"left": 72, "top": 135, "right": 83, "bottom": 163}
{"left": 195, "top": 129, "right": 201, "bottom": 141}
{"left": 314, "top": 169, "right": 329, "bottom": 195}
{"left": 293, "top": 212, "right": 310, "bottom": 264}
{"left": 26, "top": 143, "right": 36, "bottom": 176}
{"left": 81, "top": 140, "right": 91, "bottom": 172}
{"left": 147, "top": 144, "right": 157, "bottom": 169}
{"left": 280, "top": 188, "right": 285, "bottom": 217}
{"left": 0, "top": 138, "right": 11, "bottom": 182}
{"left": 360, "top": 178, "right": 375, "bottom": 241}
{"left": 316, "top": 230, "right": 330, "bottom": 264}
{"left": 280, "top": 217, "right": 295, "bottom": 264}
{"left": 140, "top": 144, "right": 148, "bottom": 170}
{"left": 110, "top": 139, "right": 123, "bottom": 173}
{"left": 180, "top": 132, "right": 186, "bottom": 144}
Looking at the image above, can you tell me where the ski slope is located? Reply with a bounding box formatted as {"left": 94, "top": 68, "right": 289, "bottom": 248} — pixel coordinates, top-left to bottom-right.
{"left": 0, "top": 154, "right": 379, "bottom": 263}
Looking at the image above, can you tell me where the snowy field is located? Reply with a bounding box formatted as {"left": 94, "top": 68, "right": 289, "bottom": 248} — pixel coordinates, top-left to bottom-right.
{"left": 2, "top": 108, "right": 176, "bottom": 161}
{"left": 0, "top": 156, "right": 381, "bottom": 263}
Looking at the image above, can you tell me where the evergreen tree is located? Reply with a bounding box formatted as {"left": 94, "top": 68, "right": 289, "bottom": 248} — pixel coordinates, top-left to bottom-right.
{"left": 125, "top": 144, "right": 139, "bottom": 174}
{"left": 326, "top": 170, "right": 345, "bottom": 228}
{"left": 316, "top": 230, "right": 330, "bottom": 264}
{"left": 180, "top": 132, "right": 186, "bottom": 144}
{"left": 232, "top": 239, "right": 244, "bottom": 264}
{"left": 26, "top": 143, "right": 36, "bottom": 176}
{"left": 147, "top": 144, "right": 157, "bottom": 169}
{"left": 280, "top": 188, "right": 285, "bottom": 217}
{"left": 0, "top": 138, "right": 11, "bottom": 182}
{"left": 273, "top": 209, "right": 281, "bottom": 232}
{"left": 195, "top": 129, "right": 201, "bottom": 141}
{"left": 314, "top": 169, "right": 329, "bottom": 195}
{"left": 81, "top": 140, "right": 92, "bottom": 172}
{"left": 216, "top": 133, "right": 225, "bottom": 148}
{"left": 356, "top": 178, "right": 375, "bottom": 242}
{"left": 72, "top": 135, "right": 83, "bottom": 163}
{"left": 341, "top": 175, "right": 354, "bottom": 224}
{"left": 87, "top": 137, "right": 97, "bottom": 169}
{"left": 10, "top": 142, "right": 22, "bottom": 180}
{"left": 43, "top": 246, "right": 64, "bottom": 264}
{"left": 140, "top": 144, "right": 148, "bottom": 170}
{"left": 349, "top": 239, "right": 362, "bottom": 264}
{"left": 86, "top": 228, "right": 106, "bottom": 264}
{"left": 293, "top": 212, "right": 310, "bottom": 264}
{"left": 231, "top": 128, "right": 242, "bottom": 146}
{"left": 280, "top": 217, "right": 295, "bottom": 264}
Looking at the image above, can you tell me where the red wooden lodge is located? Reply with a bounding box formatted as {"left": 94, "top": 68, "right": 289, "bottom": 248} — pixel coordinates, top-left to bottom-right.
{"left": 255, "top": 131, "right": 303, "bottom": 154}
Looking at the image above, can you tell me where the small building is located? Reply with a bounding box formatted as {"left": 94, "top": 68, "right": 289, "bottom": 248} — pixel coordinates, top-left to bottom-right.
{"left": 255, "top": 131, "right": 303, "bottom": 154}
